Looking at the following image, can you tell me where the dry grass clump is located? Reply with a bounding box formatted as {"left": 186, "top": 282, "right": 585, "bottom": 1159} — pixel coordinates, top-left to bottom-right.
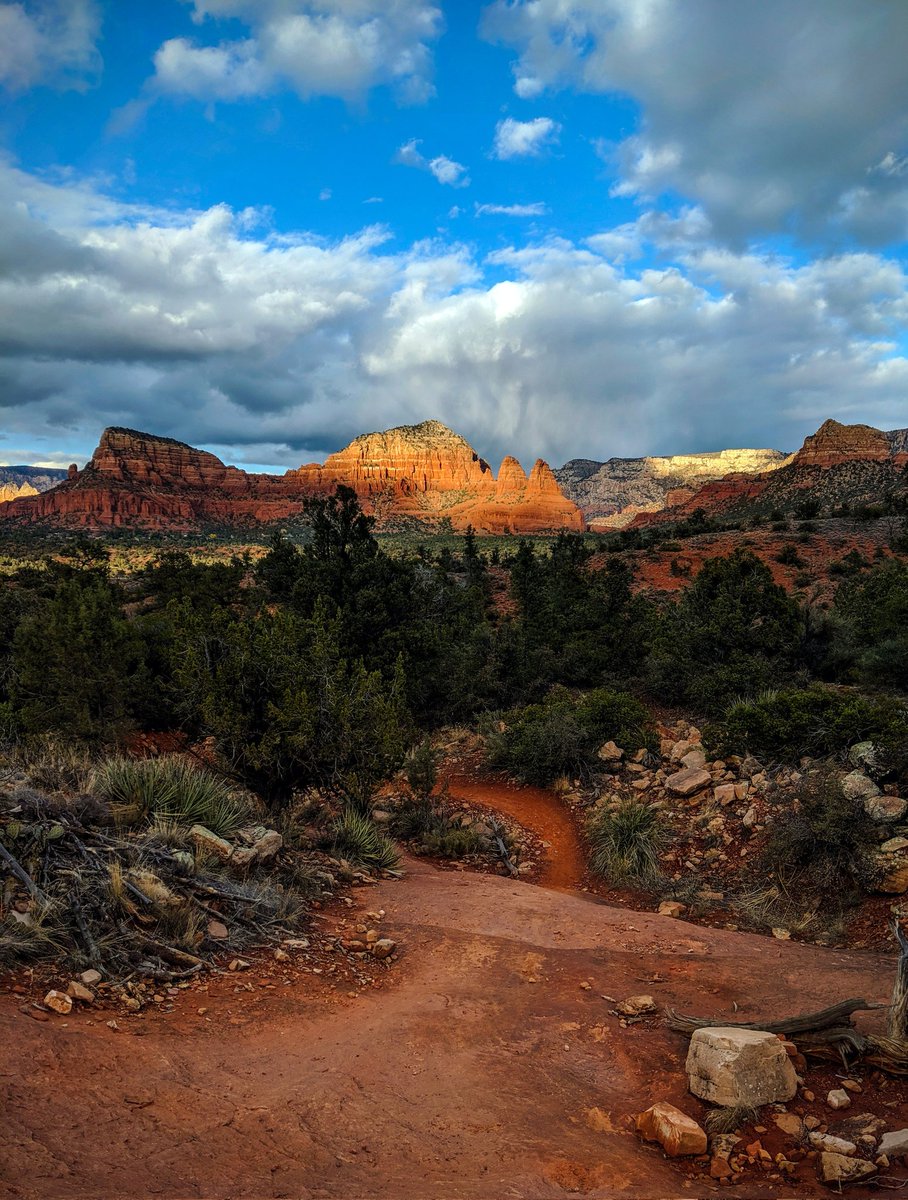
{"left": 90, "top": 755, "right": 250, "bottom": 836}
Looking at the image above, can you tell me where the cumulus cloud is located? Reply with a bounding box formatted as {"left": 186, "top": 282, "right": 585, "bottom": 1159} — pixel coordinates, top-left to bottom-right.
{"left": 475, "top": 202, "right": 547, "bottom": 217}
{"left": 492, "top": 116, "right": 561, "bottom": 159}
{"left": 150, "top": 0, "right": 442, "bottom": 106}
{"left": 395, "top": 139, "right": 470, "bottom": 187}
{"left": 0, "top": 0, "right": 101, "bottom": 92}
{"left": 1, "top": 162, "right": 907, "bottom": 471}
{"left": 482, "top": 0, "right": 908, "bottom": 245}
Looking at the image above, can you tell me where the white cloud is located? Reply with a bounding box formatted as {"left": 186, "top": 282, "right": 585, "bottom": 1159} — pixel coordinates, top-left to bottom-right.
{"left": 475, "top": 202, "right": 547, "bottom": 217}
{"left": 492, "top": 116, "right": 561, "bottom": 159}
{"left": 150, "top": 0, "right": 442, "bottom": 105}
{"left": 319, "top": 188, "right": 332, "bottom": 201}
{"left": 1, "top": 162, "right": 907, "bottom": 471}
{"left": 395, "top": 139, "right": 470, "bottom": 188}
{"left": 0, "top": 0, "right": 101, "bottom": 92}
{"left": 482, "top": 0, "right": 908, "bottom": 245}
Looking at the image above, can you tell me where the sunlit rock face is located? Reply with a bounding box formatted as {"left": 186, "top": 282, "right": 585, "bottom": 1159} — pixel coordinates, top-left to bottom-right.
{"left": 557, "top": 447, "right": 787, "bottom": 527}
{"left": 0, "top": 421, "right": 584, "bottom": 534}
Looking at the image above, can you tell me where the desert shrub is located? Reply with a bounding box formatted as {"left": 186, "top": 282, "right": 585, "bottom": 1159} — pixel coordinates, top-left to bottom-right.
{"left": 388, "top": 796, "right": 492, "bottom": 859}
{"left": 827, "top": 559, "right": 908, "bottom": 689}
{"left": 756, "top": 769, "right": 879, "bottom": 902}
{"left": 775, "top": 543, "right": 804, "bottom": 567}
{"left": 647, "top": 549, "right": 805, "bottom": 715}
{"left": 326, "top": 808, "right": 400, "bottom": 872}
{"left": 705, "top": 686, "right": 908, "bottom": 762}
{"left": 586, "top": 797, "right": 666, "bottom": 887}
{"left": 487, "top": 687, "right": 653, "bottom": 786}
{"left": 90, "top": 755, "right": 249, "bottom": 836}
{"left": 0, "top": 908, "right": 63, "bottom": 967}
{"left": 405, "top": 740, "right": 439, "bottom": 798}
{"left": 19, "top": 736, "right": 94, "bottom": 793}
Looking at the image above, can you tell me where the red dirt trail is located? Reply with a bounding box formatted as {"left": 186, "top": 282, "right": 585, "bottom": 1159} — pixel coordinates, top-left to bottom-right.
{"left": 444, "top": 773, "right": 586, "bottom": 890}
{"left": 2, "top": 779, "right": 906, "bottom": 1200}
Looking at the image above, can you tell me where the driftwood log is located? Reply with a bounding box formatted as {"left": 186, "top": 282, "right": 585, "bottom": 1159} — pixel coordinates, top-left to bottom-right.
{"left": 666, "top": 998, "right": 882, "bottom": 1038}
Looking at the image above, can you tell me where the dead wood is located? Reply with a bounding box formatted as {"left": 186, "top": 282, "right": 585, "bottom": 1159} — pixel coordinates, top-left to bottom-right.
{"left": 665, "top": 997, "right": 881, "bottom": 1038}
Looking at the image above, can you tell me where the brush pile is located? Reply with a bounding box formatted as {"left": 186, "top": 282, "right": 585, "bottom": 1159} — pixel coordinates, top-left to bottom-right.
{"left": 0, "top": 751, "right": 367, "bottom": 981}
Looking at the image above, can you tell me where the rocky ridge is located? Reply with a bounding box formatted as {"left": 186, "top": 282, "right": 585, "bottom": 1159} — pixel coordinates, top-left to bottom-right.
{"left": 632, "top": 419, "right": 908, "bottom": 526}
{"left": 0, "top": 421, "right": 583, "bottom": 535}
{"left": 556, "top": 448, "right": 788, "bottom": 527}
{"left": 0, "top": 464, "right": 68, "bottom": 502}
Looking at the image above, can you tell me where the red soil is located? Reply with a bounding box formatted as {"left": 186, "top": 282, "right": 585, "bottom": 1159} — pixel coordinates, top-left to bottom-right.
{"left": 3, "top": 776, "right": 907, "bottom": 1199}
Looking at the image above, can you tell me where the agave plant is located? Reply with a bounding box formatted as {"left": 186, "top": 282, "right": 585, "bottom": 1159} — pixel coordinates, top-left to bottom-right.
{"left": 90, "top": 755, "right": 248, "bottom": 836}
{"left": 328, "top": 807, "right": 401, "bottom": 873}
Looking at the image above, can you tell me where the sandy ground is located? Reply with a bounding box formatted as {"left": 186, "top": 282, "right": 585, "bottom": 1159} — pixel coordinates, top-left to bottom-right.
{"left": 2, "top": 779, "right": 905, "bottom": 1199}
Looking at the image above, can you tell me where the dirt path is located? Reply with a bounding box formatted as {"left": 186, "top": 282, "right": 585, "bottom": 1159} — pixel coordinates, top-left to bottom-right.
{"left": 443, "top": 773, "right": 586, "bottom": 890}
{"left": 3, "top": 778, "right": 907, "bottom": 1199}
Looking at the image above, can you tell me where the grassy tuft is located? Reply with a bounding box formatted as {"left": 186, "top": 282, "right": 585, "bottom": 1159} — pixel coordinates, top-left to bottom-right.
{"left": 90, "top": 755, "right": 249, "bottom": 836}
{"left": 327, "top": 808, "right": 401, "bottom": 873}
{"left": 586, "top": 797, "right": 666, "bottom": 887}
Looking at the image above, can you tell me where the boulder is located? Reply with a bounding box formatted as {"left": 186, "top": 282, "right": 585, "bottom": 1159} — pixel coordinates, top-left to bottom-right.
{"left": 817, "top": 1152, "right": 876, "bottom": 1184}
{"left": 665, "top": 767, "right": 712, "bottom": 797}
{"left": 231, "top": 828, "right": 283, "bottom": 869}
{"left": 827, "top": 1089, "right": 851, "bottom": 1110}
{"left": 866, "top": 794, "right": 908, "bottom": 823}
{"left": 878, "top": 1129, "right": 908, "bottom": 1159}
{"left": 850, "top": 740, "right": 891, "bottom": 781}
{"left": 713, "top": 783, "right": 736, "bottom": 806}
{"left": 686, "top": 1027, "right": 797, "bottom": 1107}
{"left": 842, "top": 770, "right": 881, "bottom": 803}
{"left": 636, "top": 1102, "right": 707, "bottom": 1157}
{"left": 370, "top": 938, "right": 396, "bottom": 959}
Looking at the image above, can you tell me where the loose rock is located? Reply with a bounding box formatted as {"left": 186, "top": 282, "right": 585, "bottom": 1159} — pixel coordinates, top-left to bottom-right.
{"left": 665, "top": 767, "right": 712, "bottom": 797}
{"left": 817, "top": 1152, "right": 876, "bottom": 1184}
{"left": 43, "top": 990, "right": 72, "bottom": 1015}
{"left": 636, "top": 1102, "right": 707, "bottom": 1157}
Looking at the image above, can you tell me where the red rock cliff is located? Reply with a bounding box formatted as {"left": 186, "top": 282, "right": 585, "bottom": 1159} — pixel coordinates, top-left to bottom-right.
{"left": 0, "top": 421, "right": 584, "bottom": 535}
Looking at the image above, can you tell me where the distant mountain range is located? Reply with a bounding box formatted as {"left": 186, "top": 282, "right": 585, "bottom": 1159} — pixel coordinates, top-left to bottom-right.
{"left": 0, "top": 417, "right": 905, "bottom": 535}
{"left": 0, "top": 422, "right": 581, "bottom": 534}
{"left": 0, "top": 465, "right": 69, "bottom": 504}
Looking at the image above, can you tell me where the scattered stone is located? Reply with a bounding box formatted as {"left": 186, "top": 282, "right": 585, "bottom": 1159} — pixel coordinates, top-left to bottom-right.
{"left": 273, "top": 949, "right": 289, "bottom": 962}
{"left": 66, "top": 981, "right": 95, "bottom": 1003}
{"left": 713, "top": 783, "right": 736, "bottom": 806}
{"left": 808, "top": 1132, "right": 857, "bottom": 1156}
{"left": 231, "top": 828, "right": 283, "bottom": 869}
{"left": 665, "top": 767, "right": 712, "bottom": 797}
{"left": 680, "top": 749, "right": 707, "bottom": 771}
{"left": 636, "top": 1102, "right": 707, "bottom": 1157}
{"left": 80, "top": 969, "right": 102, "bottom": 986}
{"left": 826, "top": 1089, "right": 851, "bottom": 1110}
{"left": 849, "top": 741, "right": 889, "bottom": 780}
{"left": 370, "top": 938, "right": 396, "bottom": 959}
{"left": 43, "top": 989, "right": 72, "bottom": 1015}
{"left": 615, "top": 995, "right": 657, "bottom": 1017}
{"left": 836, "top": 1113, "right": 886, "bottom": 1142}
{"left": 189, "top": 825, "right": 233, "bottom": 861}
{"left": 597, "top": 740, "right": 624, "bottom": 763}
{"left": 882, "top": 836, "right": 908, "bottom": 854}
{"left": 840, "top": 1079, "right": 862, "bottom": 1093}
{"left": 686, "top": 1027, "right": 798, "bottom": 1107}
{"left": 207, "top": 920, "right": 229, "bottom": 940}
{"left": 878, "top": 1129, "right": 908, "bottom": 1159}
{"left": 742, "top": 805, "right": 758, "bottom": 829}
{"left": 658, "top": 900, "right": 686, "bottom": 919}
{"left": 773, "top": 1112, "right": 803, "bottom": 1137}
{"left": 816, "top": 1152, "right": 876, "bottom": 1184}
{"left": 771, "top": 928, "right": 791, "bottom": 940}
{"left": 228, "top": 959, "right": 251, "bottom": 971}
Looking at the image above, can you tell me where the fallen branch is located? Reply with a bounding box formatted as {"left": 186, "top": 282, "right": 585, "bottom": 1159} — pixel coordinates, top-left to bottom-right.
{"left": 0, "top": 840, "right": 49, "bottom": 906}
{"left": 665, "top": 998, "right": 881, "bottom": 1039}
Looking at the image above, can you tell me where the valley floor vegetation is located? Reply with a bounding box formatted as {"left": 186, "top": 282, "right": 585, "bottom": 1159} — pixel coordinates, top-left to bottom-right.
{"left": 2, "top": 486, "right": 908, "bottom": 972}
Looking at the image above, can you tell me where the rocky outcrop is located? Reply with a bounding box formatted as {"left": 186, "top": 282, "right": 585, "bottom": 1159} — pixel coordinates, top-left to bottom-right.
{"left": 556, "top": 448, "right": 787, "bottom": 527}
{"left": 634, "top": 419, "right": 908, "bottom": 526}
{"left": 0, "top": 481, "right": 38, "bottom": 504}
{"left": 0, "top": 422, "right": 583, "bottom": 535}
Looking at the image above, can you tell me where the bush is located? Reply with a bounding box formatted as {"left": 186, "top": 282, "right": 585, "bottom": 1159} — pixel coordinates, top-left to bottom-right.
{"left": 388, "top": 796, "right": 494, "bottom": 859}
{"left": 586, "top": 797, "right": 666, "bottom": 886}
{"left": 487, "top": 687, "right": 653, "bottom": 785}
{"left": 757, "top": 769, "right": 879, "bottom": 902}
{"left": 90, "top": 755, "right": 249, "bottom": 836}
{"left": 705, "top": 686, "right": 908, "bottom": 762}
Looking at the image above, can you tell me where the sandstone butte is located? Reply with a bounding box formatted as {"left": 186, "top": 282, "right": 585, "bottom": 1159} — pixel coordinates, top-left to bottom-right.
{"left": 0, "top": 420, "right": 584, "bottom": 535}
{"left": 630, "top": 419, "right": 908, "bottom": 526}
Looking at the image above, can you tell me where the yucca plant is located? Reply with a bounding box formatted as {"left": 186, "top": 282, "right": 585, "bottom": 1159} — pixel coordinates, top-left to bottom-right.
{"left": 328, "top": 807, "right": 401, "bottom": 873}
{"left": 90, "top": 755, "right": 248, "bottom": 836}
{"left": 586, "top": 797, "right": 666, "bottom": 887}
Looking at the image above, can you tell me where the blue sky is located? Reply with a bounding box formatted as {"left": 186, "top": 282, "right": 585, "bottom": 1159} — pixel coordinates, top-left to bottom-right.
{"left": 1, "top": 0, "right": 907, "bottom": 473}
